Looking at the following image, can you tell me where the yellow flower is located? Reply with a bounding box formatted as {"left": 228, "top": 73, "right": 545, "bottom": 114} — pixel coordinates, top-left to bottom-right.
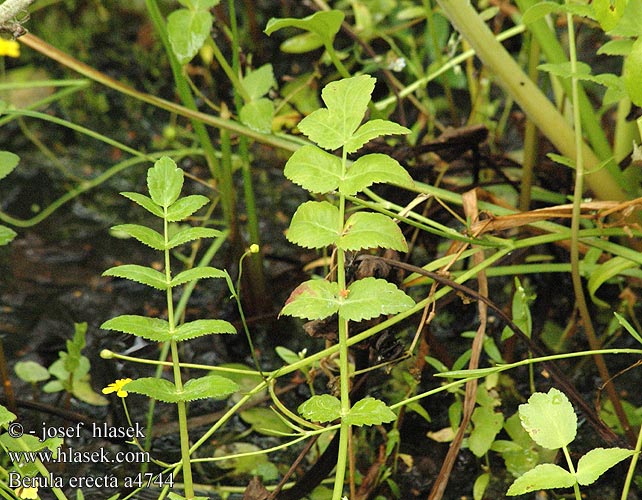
{"left": 15, "top": 486, "right": 38, "bottom": 499}
{"left": 0, "top": 39, "right": 20, "bottom": 58}
{"left": 102, "top": 378, "right": 132, "bottom": 398}
{"left": 249, "top": 244, "right": 260, "bottom": 254}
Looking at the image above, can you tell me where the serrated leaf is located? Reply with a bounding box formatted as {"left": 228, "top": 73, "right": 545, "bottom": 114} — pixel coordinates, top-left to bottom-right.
{"left": 469, "top": 406, "right": 505, "bottom": 457}
{"left": 15, "top": 361, "right": 50, "bottom": 383}
{"left": 240, "top": 98, "right": 274, "bottom": 133}
{"left": 588, "top": 256, "right": 636, "bottom": 308}
{"left": 340, "top": 277, "right": 414, "bottom": 321}
{"left": 103, "top": 264, "right": 168, "bottom": 290}
{"left": 167, "top": 227, "right": 223, "bottom": 249}
{"left": 518, "top": 388, "right": 576, "bottom": 449}
{"left": 124, "top": 375, "right": 238, "bottom": 403}
{"left": 298, "top": 75, "right": 375, "bottom": 150}
{"left": 280, "top": 280, "right": 340, "bottom": 320}
{"left": 0, "top": 151, "right": 19, "bottom": 181}
{"left": 593, "top": 0, "right": 627, "bottom": 31}
{"left": 521, "top": 2, "right": 564, "bottom": 24}
{"left": 284, "top": 145, "right": 342, "bottom": 194}
{"left": 166, "top": 195, "right": 210, "bottom": 222}
{"left": 345, "top": 397, "right": 396, "bottom": 426}
{"left": 170, "top": 266, "right": 227, "bottom": 286}
{"left": 0, "top": 406, "right": 16, "bottom": 426}
{"left": 286, "top": 201, "right": 341, "bottom": 249}
{"left": 597, "top": 39, "right": 634, "bottom": 56}
{"left": 341, "top": 153, "right": 413, "bottom": 196}
{"left": 168, "top": 9, "right": 213, "bottom": 65}
{"left": 0, "top": 225, "right": 16, "bottom": 246}
{"left": 607, "top": 0, "right": 642, "bottom": 36}
{"left": 506, "top": 463, "right": 575, "bottom": 495}
{"left": 147, "top": 156, "right": 184, "bottom": 208}
{"left": 344, "top": 120, "right": 410, "bottom": 153}
{"left": 173, "top": 319, "right": 236, "bottom": 341}
{"left": 242, "top": 64, "right": 276, "bottom": 101}
{"left": 298, "top": 394, "right": 341, "bottom": 423}
{"left": 101, "top": 315, "right": 171, "bottom": 342}
{"left": 538, "top": 61, "right": 593, "bottom": 80}
{"left": 264, "top": 10, "right": 344, "bottom": 43}
{"left": 575, "top": 447, "right": 635, "bottom": 485}
{"left": 624, "top": 38, "right": 642, "bottom": 107}
{"left": 112, "top": 224, "right": 165, "bottom": 250}
{"left": 339, "top": 212, "right": 408, "bottom": 251}
{"left": 120, "top": 192, "right": 164, "bottom": 217}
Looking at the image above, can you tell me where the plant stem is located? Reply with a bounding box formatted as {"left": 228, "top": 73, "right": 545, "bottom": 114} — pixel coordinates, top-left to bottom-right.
{"left": 561, "top": 445, "right": 582, "bottom": 500}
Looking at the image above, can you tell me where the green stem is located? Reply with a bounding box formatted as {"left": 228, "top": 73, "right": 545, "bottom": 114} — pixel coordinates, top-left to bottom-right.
{"left": 435, "top": 0, "right": 627, "bottom": 201}
{"left": 620, "top": 417, "right": 642, "bottom": 499}
{"left": 561, "top": 445, "right": 582, "bottom": 500}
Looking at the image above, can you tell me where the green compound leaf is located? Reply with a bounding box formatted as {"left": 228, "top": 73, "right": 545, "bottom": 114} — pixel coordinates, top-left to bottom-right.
{"left": 624, "top": 38, "right": 642, "bottom": 107}
{"left": 111, "top": 224, "right": 165, "bottom": 250}
{"left": 284, "top": 145, "right": 342, "bottom": 194}
{"left": 575, "top": 447, "right": 635, "bottom": 485}
{"left": 103, "top": 264, "right": 168, "bottom": 290}
{"left": 286, "top": 201, "right": 341, "bottom": 249}
{"left": 124, "top": 375, "right": 238, "bottom": 403}
{"left": 173, "top": 319, "right": 236, "bottom": 341}
{"left": 588, "top": 256, "right": 636, "bottom": 308}
{"left": 240, "top": 98, "right": 274, "bottom": 133}
{"left": 344, "top": 120, "right": 410, "bottom": 154}
{"left": 341, "top": 153, "right": 413, "bottom": 196}
{"left": 168, "top": 9, "right": 213, "bottom": 65}
{"left": 298, "top": 75, "right": 375, "bottom": 150}
{"left": 518, "top": 388, "right": 576, "bottom": 450}
{"left": 0, "top": 151, "right": 19, "bottom": 181}
{"left": 506, "top": 463, "right": 575, "bottom": 496}
{"left": 166, "top": 195, "right": 210, "bottom": 222}
{"left": 298, "top": 394, "right": 341, "bottom": 423}
{"left": 147, "top": 156, "right": 184, "bottom": 208}
{"left": 101, "top": 315, "right": 171, "bottom": 342}
{"left": 339, "top": 212, "right": 408, "bottom": 252}
{"left": 340, "top": 277, "right": 414, "bottom": 321}
{"left": 281, "top": 280, "right": 340, "bottom": 320}
{"left": 120, "top": 192, "right": 164, "bottom": 218}
{"left": 167, "top": 227, "right": 223, "bottom": 249}
{"left": 345, "top": 397, "right": 396, "bottom": 426}
{"left": 241, "top": 64, "right": 276, "bottom": 101}
{"left": 0, "top": 225, "right": 16, "bottom": 246}
{"left": 170, "top": 266, "right": 227, "bottom": 287}
{"left": 264, "top": 10, "right": 344, "bottom": 47}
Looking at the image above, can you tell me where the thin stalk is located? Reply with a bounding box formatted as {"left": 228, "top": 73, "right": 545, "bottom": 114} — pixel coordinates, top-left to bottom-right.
{"left": 566, "top": 11, "right": 635, "bottom": 445}
{"left": 560, "top": 445, "right": 582, "bottom": 500}
{"left": 520, "top": 35, "right": 540, "bottom": 212}
{"left": 620, "top": 418, "right": 642, "bottom": 499}
{"left": 435, "top": 0, "right": 628, "bottom": 201}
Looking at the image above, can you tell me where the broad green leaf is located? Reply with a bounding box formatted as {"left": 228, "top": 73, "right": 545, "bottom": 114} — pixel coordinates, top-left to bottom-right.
{"left": 588, "top": 256, "right": 636, "bottom": 308}
{"left": 240, "top": 98, "right": 274, "bottom": 133}
{"left": 501, "top": 277, "right": 534, "bottom": 340}
{"left": 341, "top": 154, "right": 413, "bottom": 196}
{"left": 280, "top": 32, "right": 324, "bottom": 53}
{"left": 124, "top": 375, "right": 238, "bottom": 403}
{"left": 120, "top": 192, "right": 164, "bottom": 218}
{"left": 101, "top": 315, "right": 171, "bottom": 342}
{"left": 298, "top": 394, "right": 341, "bottom": 423}
{"left": 241, "top": 64, "right": 276, "bottom": 101}
{"left": 111, "top": 224, "right": 165, "bottom": 250}
{"left": 166, "top": 195, "right": 210, "bottom": 222}
{"left": 284, "top": 145, "right": 342, "bottom": 194}
{"left": 597, "top": 39, "right": 634, "bottom": 56}
{"left": 280, "top": 280, "right": 340, "bottom": 320}
{"left": 344, "top": 397, "right": 396, "bottom": 426}
{"left": 339, "top": 212, "right": 408, "bottom": 251}
{"left": 624, "top": 38, "right": 642, "bottom": 107}
{"left": 469, "top": 406, "right": 504, "bottom": 457}
{"left": 103, "top": 264, "right": 168, "bottom": 290}
{"left": 575, "top": 447, "right": 635, "bottom": 485}
{"left": 173, "top": 319, "right": 236, "bottom": 341}
{"left": 167, "top": 227, "right": 223, "bottom": 249}
{"left": 147, "top": 156, "right": 184, "bottom": 208}
{"left": 538, "top": 61, "right": 593, "bottom": 80}
{"left": 607, "top": 0, "right": 642, "bottom": 36}
{"left": 298, "top": 76, "right": 375, "bottom": 150}
{"left": 190, "top": 0, "right": 220, "bottom": 8}
{"left": 593, "top": 0, "right": 627, "bottom": 30}
{"left": 264, "top": 10, "right": 344, "bottom": 45}
{"left": 168, "top": 9, "right": 213, "bottom": 65}
{"left": 518, "top": 388, "right": 576, "bottom": 449}
{"left": 73, "top": 378, "right": 108, "bottom": 406}
{"left": 614, "top": 312, "right": 642, "bottom": 345}
{"left": 506, "top": 463, "right": 575, "bottom": 495}
{"left": 522, "top": 1, "right": 593, "bottom": 24}
{"left": 240, "top": 407, "right": 292, "bottom": 436}
{"left": 340, "top": 277, "right": 414, "bottom": 321}
{"left": 286, "top": 201, "right": 341, "bottom": 249}
{"left": 170, "top": 266, "right": 227, "bottom": 286}
{"left": 15, "top": 361, "right": 50, "bottom": 383}
{"left": 0, "top": 225, "right": 16, "bottom": 246}
{"left": 473, "top": 473, "right": 490, "bottom": 500}
{"left": 0, "top": 151, "right": 19, "bottom": 180}
{"left": 275, "top": 346, "right": 301, "bottom": 365}
{"left": 344, "top": 120, "right": 410, "bottom": 153}
{"left": 0, "top": 406, "right": 16, "bottom": 426}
